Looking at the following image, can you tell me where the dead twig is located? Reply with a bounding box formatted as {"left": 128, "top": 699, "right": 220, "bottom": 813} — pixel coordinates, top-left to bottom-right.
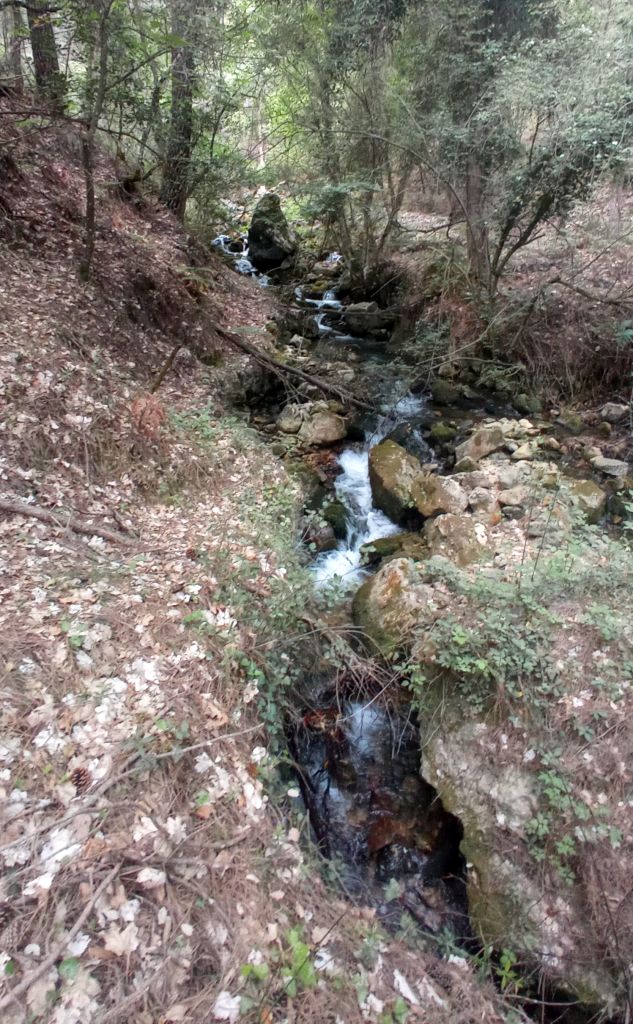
{"left": 215, "top": 326, "right": 375, "bottom": 412}
{"left": 0, "top": 864, "right": 120, "bottom": 1012}
{"left": 0, "top": 497, "right": 139, "bottom": 547}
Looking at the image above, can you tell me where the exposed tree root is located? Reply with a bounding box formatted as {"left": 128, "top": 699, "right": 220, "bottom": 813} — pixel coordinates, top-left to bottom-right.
{"left": 0, "top": 497, "right": 139, "bottom": 547}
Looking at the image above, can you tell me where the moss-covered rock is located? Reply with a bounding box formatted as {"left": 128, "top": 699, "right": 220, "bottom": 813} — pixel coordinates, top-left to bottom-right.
{"left": 412, "top": 475, "right": 469, "bottom": 517}
{"left": 563, "top": 479, "right": 607, "bottom": 524}
{"left": 248, "top": 193, "right": 298, "bottom": 271}
{"left": 429, "top": 421, "right": 457, "bottom": 443}
{"left": 423, "top": 720, "right": 619, "bottom": 1012}
{"left": 424, "top": 513, "right": 490, "bottom": 567}
{"left": 368, "top": 439, "right": 424, "bottom": 524}
{"left": 360, "top": 531, "right": 428, "bottom": 567}
{"left": 321, "top": 498, "right": 348, "bottom": 539}
{"left": 352, "top": 557, "right": 446, "bottom": 652}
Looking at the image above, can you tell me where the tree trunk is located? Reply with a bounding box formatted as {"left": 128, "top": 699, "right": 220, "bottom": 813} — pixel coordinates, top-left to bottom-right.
{"left": 160, "top": 0, "right": 194, "bottom": 220}
{"left": 26, "top": 0, "right": 64, "bottom": 111}
{"left": 2, "top": 4, "right": 24, "bottom": 94}
{"left": 464, "top": 156, "right": 491, "bottom": 295}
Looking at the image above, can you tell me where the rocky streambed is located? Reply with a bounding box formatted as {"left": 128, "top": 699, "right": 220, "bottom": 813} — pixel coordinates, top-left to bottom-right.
{"left": 219, "top": 213, "right": 633, "bottom": 1018}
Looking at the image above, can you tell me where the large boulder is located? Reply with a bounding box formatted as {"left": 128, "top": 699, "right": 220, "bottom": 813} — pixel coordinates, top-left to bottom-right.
{"left": 424, "top": 513, "right": 489, "bottom": 567}
{"left": 412, "top": 475, "right": 469, "bottom": 517}
{"left": 368, "top": 440, "right": 424, "bottom": 524}
{"left": 247, "top": 193, "right": 297, "bottom": 271}
{"left": 454, "top": 425, "right": 506, "bottom": 465}
{"left": 352, "top": 557, "right": 446, "bottom": 652}
{"left": 424, "top": 720, "right": 618, "bottom": 1011}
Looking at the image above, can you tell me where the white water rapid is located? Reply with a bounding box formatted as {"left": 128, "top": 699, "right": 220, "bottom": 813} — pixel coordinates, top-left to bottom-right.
{"left": 312, "top": 395, "right": 429, "bottom": 590}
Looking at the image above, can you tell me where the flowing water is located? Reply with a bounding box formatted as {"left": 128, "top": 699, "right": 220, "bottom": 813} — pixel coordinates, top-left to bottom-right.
{"left": 212, "top": 233, "right": 270, "bottom": 287}
{"left": 312, "top": 395, "right": 432, "bottom": 589}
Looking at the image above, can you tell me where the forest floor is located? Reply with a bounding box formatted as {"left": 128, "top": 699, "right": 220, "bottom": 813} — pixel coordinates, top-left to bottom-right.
{"left": 0, "top": 108, "right": 509, "bottom": 1023}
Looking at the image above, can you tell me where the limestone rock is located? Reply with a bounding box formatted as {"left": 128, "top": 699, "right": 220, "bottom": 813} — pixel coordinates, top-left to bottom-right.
{"left": 247, "top": 193, "right": 297, "bottom": 271}
{"left": 599, "top": 402, "right": 629, "bottom": 424}
{"left": 498, "top": 485, "right": 530, "bottom": 509}
{"left": 454, "top": 425, "right": 505, "bottom": 464}
{"left": 368, "top": 440, "right": 424, "bottom": 524}
{"left": 424, "top": 513, "right": 489, "bottom": 567}
{"left": 277, "top": 403, "right": 304, "bottom": 434}
{"left": 590, "top": 455, "right": 630, "bottom": 478}
{"left": 352, "top": 557, "right": 444, "bottom": 651}
{"left": 298, "top": 406, "right": 347, "bottom": 446}
{"left": 423, "top": 720, "right": 617, "bottom": 1009}
{"left": 563, "top": 479, "right": 607, "bottom": 524}
{"left": 468, "top": 487, "right": 499, "bottom": 516}
{"left": 412, "top": 474, "right": 468, "bottom": 517}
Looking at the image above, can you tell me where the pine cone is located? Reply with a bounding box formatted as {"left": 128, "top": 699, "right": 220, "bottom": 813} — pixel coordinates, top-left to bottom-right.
{"left": 70, "top": 766, "right": 92, "bottom": 793}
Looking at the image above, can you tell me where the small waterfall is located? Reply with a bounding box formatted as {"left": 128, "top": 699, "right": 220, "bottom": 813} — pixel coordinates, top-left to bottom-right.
{"left": 212, "top": 233, "right": 270, "bottom": 287}
{"left": 312, "top": 395, "right": 430, "bottom": 589}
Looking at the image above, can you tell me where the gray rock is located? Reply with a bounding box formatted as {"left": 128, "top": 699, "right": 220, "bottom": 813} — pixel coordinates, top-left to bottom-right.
{"left": 599, "top": 402, "right": 629, "bottom": 424}
{"left": 590, "top": 456, "right": 630, "bottom": 478}
{"left": 277, "top": 403, "right": 304, "bottom": 434}
{"left": 498, "top": 485, "right": 530, "bottom": 508}
{"left": 563, "top": 479, "right": 607, "bottom": 523}
{"left": 468, "top": 487, "right": 499, "bottom": 516}
{"left": 412, "top": 475, "right": 469, "bottom": 517}
{"left": 424, "top": 513, "right": 490, "bottom": 567}
{"left": 342, "top": 301, "right": 384, "bottom": 335}
{"left": 454, "top": 425, "right": 505, "bottom": 464}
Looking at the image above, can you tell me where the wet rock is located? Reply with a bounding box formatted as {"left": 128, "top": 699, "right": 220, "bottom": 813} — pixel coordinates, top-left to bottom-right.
{"left": 360, "top": 532, "right": 428, "bottom": 567}
{"left": 278, "top": 308, "right": 320, "bottom": 340}
{"left": 353, "top": 557, "right": 446, "bottom": 652}
{"left": 385, "top": 421, "right": 433, "bottom": 463}
{"left": 304, "top": 520, "right": 337, "bottom": 553}
{"left": 247, "top": 193, "right": 297, "bottom": 271}
{"left": 412, "top": 475, "right": 469, "bottom": 517}
{"left": 563, "top": 479, "right": 607, "bottom": 523}
{"left": 454, "top": 425, "right": 505, "bottom": 464}
{"left": 600, "top": 401, "right": 629, "bottom": 424}
{"left": 342, "top": 301, "right": 384, "bottom": 335}
{"left": 321, "top": 498, "right": 348, "bottom": 539}
{"left": 368, "top": 440, "right": 424, "bottom": 524}
{"left": 590, "top": 455, "right": 630, "bottom": 478}
{"left": 424, "top": 514, "right": 489, "bottom": 567}
{"left": 298, "top": 405, "right": 348, "bottom": 446}
{"left": 429, "top": 421, "right": 457, "bottom": 443}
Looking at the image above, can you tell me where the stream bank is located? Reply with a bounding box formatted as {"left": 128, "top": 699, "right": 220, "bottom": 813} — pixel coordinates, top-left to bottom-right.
{"left": 220, "top": 229, "right": 633, "bottom": 1020}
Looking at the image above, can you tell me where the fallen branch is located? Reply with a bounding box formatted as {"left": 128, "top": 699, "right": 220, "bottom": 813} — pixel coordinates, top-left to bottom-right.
{"left": 0, "top": 497, "right": 139, "bottom": 547}
{"left": 0, "top": 864, "right": 120, "bottom": 1012}
{"left": 215, "top": 326, "right": 375, "bottom": 412}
